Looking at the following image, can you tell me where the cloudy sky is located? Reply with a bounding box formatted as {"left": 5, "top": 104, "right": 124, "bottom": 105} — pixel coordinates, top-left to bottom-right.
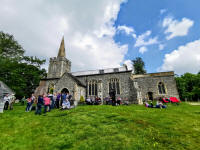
{"left": 0, "top": 0, "right": 200, "bottom": 75}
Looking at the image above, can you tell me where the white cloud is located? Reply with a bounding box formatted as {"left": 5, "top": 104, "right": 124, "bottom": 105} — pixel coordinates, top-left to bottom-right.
{"left": 139, "top": 46, "right": 147, "bottom": 54}
{"left": 163, "top": 17, "right": 194, "bottom": 40}
{"left": 117, "top": 25, "right": 134, "bottom": 35}
{"left": 134, "top": 30, "right": 158, "bottom": 47}
{"left": 160, "top": 9, "right": 167, "bottom": 15}
{"left": 159, "top": 44, "right": 165, "bottom": 50}
{"left": 123, "top": 59, "right": 132, "bottom": 70}
{"left": 0, "top": 0, "right": 128, "bottom": 71}
{"left": 158, "top": 39, "right": 200, "bottom": 74}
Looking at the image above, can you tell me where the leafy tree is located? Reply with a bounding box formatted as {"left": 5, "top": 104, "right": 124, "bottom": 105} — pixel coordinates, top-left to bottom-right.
{"left": 0, "top": 31, "right": 46, "bottom": 98}
{"left": 175, "top": 73, "right": 200, "bottom": 101}
{"left": 0, "top": 31, "right": 24, "bottom": 60}
{"left": 132, "top": 57, "right": 146, "bottom": 74}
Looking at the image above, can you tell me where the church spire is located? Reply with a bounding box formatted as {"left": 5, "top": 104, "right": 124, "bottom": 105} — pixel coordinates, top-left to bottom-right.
{"left": 57, "top": 36, "right": 66, "bottom": 57}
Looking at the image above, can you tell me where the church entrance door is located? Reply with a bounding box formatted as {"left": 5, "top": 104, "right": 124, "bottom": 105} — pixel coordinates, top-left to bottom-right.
{"left": 148, "top": 92, "right": 153, "bottom": 100}
{"left": 61, "top": 88, "right": 69, "bottom": 94}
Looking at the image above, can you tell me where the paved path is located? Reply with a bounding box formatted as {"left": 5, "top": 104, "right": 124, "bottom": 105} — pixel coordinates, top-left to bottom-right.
{"left": 188, "top": 102, "right": 200, "bottom": 105}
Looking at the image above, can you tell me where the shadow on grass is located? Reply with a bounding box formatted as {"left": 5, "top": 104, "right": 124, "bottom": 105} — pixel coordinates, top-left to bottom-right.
{"left": 194, "top": 111, "right": 200, "bottom": 114}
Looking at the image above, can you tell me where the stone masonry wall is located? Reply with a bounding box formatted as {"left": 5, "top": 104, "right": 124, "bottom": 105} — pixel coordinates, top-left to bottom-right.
{"left": 75, "top": 71, "right": 137, "bottom": 103}
{"left": 132, "top": 75, "right": 179, "bottom": 101}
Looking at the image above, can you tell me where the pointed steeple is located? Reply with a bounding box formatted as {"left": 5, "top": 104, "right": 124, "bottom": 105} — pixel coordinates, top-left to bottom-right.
{"left": 57, "top": 36, "right": 66, "bottom": 57}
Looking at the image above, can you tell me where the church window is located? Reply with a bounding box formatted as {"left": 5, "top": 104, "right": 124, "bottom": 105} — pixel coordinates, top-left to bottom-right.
{"left": 88, "top": 80, "right": 98, "bottom": 96}
{"left": 89, "top": 84, "right": 91, "bottom": 95}
{"left": 116, "top": 82, "right": 120, "bottom": 94}
{"left": 95, "top": 83, "right": 98, "bottom": 96}
{"left": 158, "top": 82, "right": 166, "bottom": 94}
{"left": 92, "top": 83, "right": 95, "bottom": 95}
{"left": 109, "top": 78, "right": 120, "bottom": 94}
{"left": 134, "top": 82, "right": 138, "bottom": 89}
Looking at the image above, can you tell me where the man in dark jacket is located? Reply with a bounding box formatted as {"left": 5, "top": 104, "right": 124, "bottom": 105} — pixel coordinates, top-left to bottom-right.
{"left": 35, "top": 95, "right": 44, "bottom": 115}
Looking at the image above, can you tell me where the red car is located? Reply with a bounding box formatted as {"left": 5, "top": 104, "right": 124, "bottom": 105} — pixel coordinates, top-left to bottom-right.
{"left": 162, "top": 97, "right": 180, "bottom": 103}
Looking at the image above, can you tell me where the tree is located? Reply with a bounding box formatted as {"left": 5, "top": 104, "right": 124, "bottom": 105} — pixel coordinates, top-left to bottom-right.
{"left": 132, "top": 57, "right": 146, "bottom": 74}
{"left": 0, "top": 31, "right": 46, "bottom": 98}
{"left": 0, "top": 31, "right": 24, "bottom": 60}
{"left": 175, "top": 73, "right": 200, "bottom": 101}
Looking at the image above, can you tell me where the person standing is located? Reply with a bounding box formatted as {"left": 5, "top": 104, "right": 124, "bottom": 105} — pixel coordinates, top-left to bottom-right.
{"left": 53, "top": 93, "right": 57, "bottom": 108}
{"left": 29, "top": 94, "right": 35, "bottom": 111}
{"left": 48, "top": 93, "right": 54, "bottom": 109}
{"left": 3, "top": 94, "right": 10, "bottom": 110}
{"left": 61, "top": 92, "right": 66, "bottom": 107}
{"left": 43, "top": 94, "right": 51, "bottom": 113}
{"left": 56, "top": 93, "right": 61, "bottom": 108}
{"left": 109, "top": 89, "right": 116, "bottom": 106}
{"left": 26, "top": 98, "right": 32, "bottom": 112}
{"left": 9, "top": 94, "right": 15, "bottom": 110}
{"left": 35, "top": 95, "right": 44, "bottom": 115}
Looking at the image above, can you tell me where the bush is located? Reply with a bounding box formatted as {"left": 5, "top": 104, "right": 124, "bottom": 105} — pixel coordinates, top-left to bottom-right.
{"left": 79, "top": 96, "right": 85, "bottom": 104}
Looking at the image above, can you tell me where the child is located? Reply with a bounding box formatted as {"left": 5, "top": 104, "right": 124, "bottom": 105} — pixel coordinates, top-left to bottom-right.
{"left": 25, "top": 98, "right": 32, "bottom": 112}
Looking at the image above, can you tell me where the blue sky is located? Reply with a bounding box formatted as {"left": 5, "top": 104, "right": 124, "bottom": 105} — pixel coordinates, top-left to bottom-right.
{"left": 0, "top": 0, "right": 199, "bottom": 74}
{"left": 114, "top": 0, "right": 200, "bottom": 74}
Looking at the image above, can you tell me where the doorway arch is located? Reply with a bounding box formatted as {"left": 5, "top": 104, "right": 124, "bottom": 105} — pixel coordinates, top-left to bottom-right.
{"left": 147, "top": 92, "right": 153, "bottom": 100}
{"left": 61, "top": 88, "right": 69, "bottom": 94}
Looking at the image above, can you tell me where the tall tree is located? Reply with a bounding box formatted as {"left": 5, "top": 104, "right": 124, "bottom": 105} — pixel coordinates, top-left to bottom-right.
{"left": 0, "top": 31, "right": 24, "bottom": 60}
{"left": 0, "top": 31, "right": 46, "bottom": 98}
{"left": 132, "top": 57, "right": 146, "bottom": 74}
{"left": 175, "top": 73, "right": 200, "bottom": 101}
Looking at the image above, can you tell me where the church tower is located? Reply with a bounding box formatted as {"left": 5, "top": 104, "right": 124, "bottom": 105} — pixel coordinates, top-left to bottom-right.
{"left": 47, "top": 37, "right": 71, "bottom": 78}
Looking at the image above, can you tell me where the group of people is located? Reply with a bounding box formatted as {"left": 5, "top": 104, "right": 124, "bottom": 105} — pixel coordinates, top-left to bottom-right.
{"left": 25, "top": 92, "right": 74, "bottom": 115}
{"left": 85, "top": 97, "right": 102, "bottom": 105}
{"left": 145, "top": 99, "right": 167, "bottom": 109}
{"left": 104, "top": 97, "right": 122, "bottom": 106}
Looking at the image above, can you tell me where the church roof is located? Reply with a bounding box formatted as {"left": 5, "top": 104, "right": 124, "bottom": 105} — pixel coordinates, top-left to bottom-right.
{"left": 66, "top": 73, "right": 86, "bottom": 87}
{"left": 71, "top": 66, "right": 131, "bottom": 77}
{"left": 57, "top": 36, "right": 66, "bottom": 57}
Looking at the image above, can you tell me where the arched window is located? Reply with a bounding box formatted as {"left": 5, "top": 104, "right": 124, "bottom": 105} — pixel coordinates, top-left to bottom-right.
{"left": 158, "top": 82, "right": 166, "bottom": 94}
{"left": 88, "top": 80, "right": 98, "bottom": 96}
{"left": 109, "top": 78, "right": 120, "bottom": 94}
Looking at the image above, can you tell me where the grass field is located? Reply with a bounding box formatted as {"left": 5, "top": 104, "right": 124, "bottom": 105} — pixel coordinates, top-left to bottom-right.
{"left": 0, "top": 103, "right": 199, "bottom": 150}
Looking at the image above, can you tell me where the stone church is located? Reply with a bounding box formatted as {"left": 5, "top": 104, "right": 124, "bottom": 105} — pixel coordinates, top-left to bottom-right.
{"left": 35, "top": 37, "right": 179, "bottom": 105}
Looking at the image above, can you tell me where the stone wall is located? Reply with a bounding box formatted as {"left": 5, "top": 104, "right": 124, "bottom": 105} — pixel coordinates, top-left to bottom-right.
{"left": 34, "top": 79, "right": 59, "bottom": 96}
{"left": 47, "top": 57, "right": 71, "bottom": 78}
{"left": 53, "top": 73, "right": 86, "bottom": 104}
{"left": 75, "top": 71, "right": 136, "bottom": 103}
{"left": 131, "top": 72, "right": 179, "bottom": 101}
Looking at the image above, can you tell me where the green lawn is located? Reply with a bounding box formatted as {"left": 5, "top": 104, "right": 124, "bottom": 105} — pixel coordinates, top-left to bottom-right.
{"left": 0, "top": 103, "right": 199, "bottom": 150}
